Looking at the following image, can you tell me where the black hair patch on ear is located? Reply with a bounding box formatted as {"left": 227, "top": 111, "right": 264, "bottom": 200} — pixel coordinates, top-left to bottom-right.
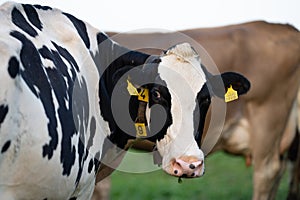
{"left": 208, "top": 72, "right": 250, "bottom": 98}
{"left": 221, "top": 72, "right": 251, "bottom": 95}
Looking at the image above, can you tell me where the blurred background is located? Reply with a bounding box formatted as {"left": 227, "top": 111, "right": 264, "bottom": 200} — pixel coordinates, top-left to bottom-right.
{"left": 1, "top": 0, "right": 299, "bottom": 31}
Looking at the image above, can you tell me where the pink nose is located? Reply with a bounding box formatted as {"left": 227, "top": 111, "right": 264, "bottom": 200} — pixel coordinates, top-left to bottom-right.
{"left": 170, "top": 157, "right": 204, "bottom": 178}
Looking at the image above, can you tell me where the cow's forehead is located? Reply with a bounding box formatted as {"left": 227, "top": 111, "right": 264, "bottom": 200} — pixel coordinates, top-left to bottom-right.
{"left": 157, "top": 43, "right": 207, "bottom": 95}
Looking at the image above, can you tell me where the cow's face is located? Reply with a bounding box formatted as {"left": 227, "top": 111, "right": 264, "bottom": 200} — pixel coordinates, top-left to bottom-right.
{"left": 145, "top": 43, "right": 206, "bottom": 178}
{"left": 140, "top": 43, "right": 250, "bottom": 178}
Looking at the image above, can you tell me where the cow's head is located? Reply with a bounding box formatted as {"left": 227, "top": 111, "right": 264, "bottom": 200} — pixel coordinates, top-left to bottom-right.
{"left": 109, "top": 42, "right": 250, "bottom": 179}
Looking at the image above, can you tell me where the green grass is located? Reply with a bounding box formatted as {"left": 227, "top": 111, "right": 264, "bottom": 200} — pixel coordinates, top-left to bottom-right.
{"left": 111, "top": 151, "right": 289, "bottom": 200}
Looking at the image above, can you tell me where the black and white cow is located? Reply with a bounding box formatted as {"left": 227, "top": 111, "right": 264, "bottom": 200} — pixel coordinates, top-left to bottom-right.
{"left": 0, "top": 2, "right": 250, "bottom": 199}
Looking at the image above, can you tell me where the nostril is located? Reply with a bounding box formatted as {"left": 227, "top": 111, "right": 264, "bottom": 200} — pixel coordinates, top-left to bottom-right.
{"left": 174, "top": 170, "right": 178, "bottom": 175}
{"left": 189, "top": 164, "right": 195, "bottom": 169}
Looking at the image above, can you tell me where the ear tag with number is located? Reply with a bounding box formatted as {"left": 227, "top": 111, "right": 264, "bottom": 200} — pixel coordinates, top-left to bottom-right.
{"left": 138, "top": 88, "right": 149, "bottom": 102}
{"left": 225, "top": 85, "right": 238, "bottom": 102}
{"left": 135, "top": 123, "right": 147, "bottom": 137}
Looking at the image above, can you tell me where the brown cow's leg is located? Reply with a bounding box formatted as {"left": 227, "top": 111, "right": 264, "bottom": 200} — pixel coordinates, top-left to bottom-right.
{"left": 287, "top": 90, "right": 300, "bottom": 200}
{"left": 252, "top": 152, "right": 282, "bottom": 200}
{"left": 269, "top": 157, "right": 287, "bottom": 200}
{"left": 92, "top": 177, "right": 111, "bottom": 200}
{"left": 249, "top": 103, "right": 289, "bottom": 200}
{"left": 287, "top": 130, "right": 300, "bottom": 200}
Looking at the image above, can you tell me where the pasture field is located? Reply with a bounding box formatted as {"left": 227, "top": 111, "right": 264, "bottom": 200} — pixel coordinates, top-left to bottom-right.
{"left": 111, "top": 151, "right": 289, "bottom": 200}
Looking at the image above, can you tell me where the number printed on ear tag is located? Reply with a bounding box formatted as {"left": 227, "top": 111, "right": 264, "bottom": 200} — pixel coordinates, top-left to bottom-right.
{"left": 138, "top": 88, "right": 149, "bottom": 102}
{"left": 225, "top": 85, "right": 238, "bottom": 103}
{"left": 135, "top": 123, "right": 147, "bottom": 137}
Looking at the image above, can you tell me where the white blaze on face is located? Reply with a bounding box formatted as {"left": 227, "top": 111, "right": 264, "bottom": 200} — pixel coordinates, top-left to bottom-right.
{"left": 155, "top": 43, "right": 206, "bottom": 176}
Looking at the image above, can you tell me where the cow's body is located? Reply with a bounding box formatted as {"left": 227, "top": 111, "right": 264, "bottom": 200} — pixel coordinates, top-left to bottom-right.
{"left": 0, "top": 2, "right": 110, "bottom": 199}
{"left": 0, "top": 2, "right": 251, "bottom": 199}
{"left": 107, "top": 21, "right": 300, "bottom": 199}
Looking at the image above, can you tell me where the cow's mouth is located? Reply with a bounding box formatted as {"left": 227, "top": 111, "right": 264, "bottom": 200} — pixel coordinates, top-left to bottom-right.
{"left": 177, "top": 174, "right": 193, "bottom": 183}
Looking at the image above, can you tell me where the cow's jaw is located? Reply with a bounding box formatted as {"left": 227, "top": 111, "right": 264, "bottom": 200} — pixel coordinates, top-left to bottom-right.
{"left": 155, "top": 43, "right": 206, "bottom": 178}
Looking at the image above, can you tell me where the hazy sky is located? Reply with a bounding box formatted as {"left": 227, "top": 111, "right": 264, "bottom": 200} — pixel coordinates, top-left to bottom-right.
{"left": 0, "top": 0, "right": 299, "bottom": 32}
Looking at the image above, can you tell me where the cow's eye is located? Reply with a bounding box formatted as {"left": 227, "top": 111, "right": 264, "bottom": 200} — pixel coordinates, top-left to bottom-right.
{"left": 152, "top": 89, "right": 161, "bottom": 101}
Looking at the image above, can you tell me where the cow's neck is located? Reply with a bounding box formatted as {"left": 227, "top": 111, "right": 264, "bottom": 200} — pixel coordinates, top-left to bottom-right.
{"left": 94, "top": 32, "right": 151, "bottom": 149}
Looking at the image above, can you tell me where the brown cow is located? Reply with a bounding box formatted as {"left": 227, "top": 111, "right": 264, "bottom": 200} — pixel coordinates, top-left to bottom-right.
{"left": 93, "top": 21, "right": 300, "bottom": 200}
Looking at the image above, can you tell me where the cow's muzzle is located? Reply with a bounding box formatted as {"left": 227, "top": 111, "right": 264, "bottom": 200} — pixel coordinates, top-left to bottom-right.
{"left": 169, "top": 156, "right": 204, "bottom": 178}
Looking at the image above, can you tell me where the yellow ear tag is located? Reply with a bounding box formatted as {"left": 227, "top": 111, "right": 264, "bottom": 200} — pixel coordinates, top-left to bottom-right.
{"left": 225, "top": 85, "right": 238, "bottom": 103}
{"left": 127, "top": 80, "right": 139, "bottom": 96}
{"left": 138, "top": 88, "right": 149, "bottom": 102}
{"left": 135, "top": 123, "right": 147, "bottom": 137}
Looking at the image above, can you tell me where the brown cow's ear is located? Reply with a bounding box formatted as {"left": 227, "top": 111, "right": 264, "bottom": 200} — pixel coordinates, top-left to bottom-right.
{"left": 209, "top": 72, "right": 251, "bottom": 98}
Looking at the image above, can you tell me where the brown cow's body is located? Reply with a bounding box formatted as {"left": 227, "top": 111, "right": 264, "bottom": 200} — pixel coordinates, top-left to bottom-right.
{"left": 94, "top": 21, "right": 300, "bottom": 199}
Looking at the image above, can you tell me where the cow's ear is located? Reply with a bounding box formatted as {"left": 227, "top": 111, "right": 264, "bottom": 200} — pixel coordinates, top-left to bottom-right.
{"left": 112, "top": 56, "right": 161, "bottom": 87}
{"left": 141, "top": 56, "right": 161, "bottom": 78}
{"left": 209, "top": 72, "right": 251, "bottom": 98}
